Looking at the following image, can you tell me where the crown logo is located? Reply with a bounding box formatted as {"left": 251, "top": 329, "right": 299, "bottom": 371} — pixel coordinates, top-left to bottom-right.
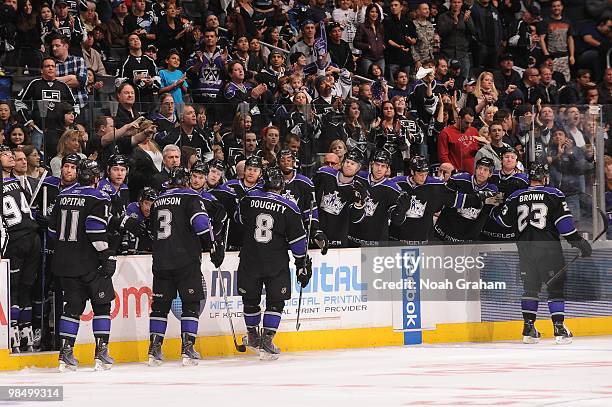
{"left": 364, "top": 196, "right": 379, "bottom": 217}
{"left": 457, "top": 207, "right": 482, "bottom": 220}
{"left": 406, "top": 195, "right": 427, "bottom": 218}
{"left": 282, "top": 190, "right": 299, "bottom": 205}
{"left": 320, "top": 191, "right": 346, "bottom": 216}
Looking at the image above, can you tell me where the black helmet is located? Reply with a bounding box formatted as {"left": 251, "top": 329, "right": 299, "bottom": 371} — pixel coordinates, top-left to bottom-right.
{"left": 138, "top": 187, "right": 158, "bottom": 202}
{"left": 244, "top": 155, "right": 264, "bottom": 170}
{"left": 371, "top": 149, "right": 391, "bottom": 165}
{"left": 61, "top": 153, "right": 81, "bottom": 167}
{"left": 263, "top": 167, "right": 285, "bottom": 191}
{"left": 475, "top": 157, "right": 495, "bottom": 171}
{"left": 77, "top": 159, "right": 101, "bottom": 186}
{"left": 206, "top": 158, "right": 225, "bottom": 173}
{"left": 343, "top": 149, "right": 364, "bottom": 165}
{"left": 107, "top": 154, "right": 129, "bottom": 172}
{"left": 190, "top": 160, "right": 208, "bottom": 175}
{"left": 528, "top": 162, "right": 549, "bottom": 182}
{"left": 168, "top": 166, "right": 190, "bottom": 186}
{"left": 410, "top": 156, "right": 429, "bottom": 174}
{"left": 500, "top": 146, "right": 518, "bottom": 157}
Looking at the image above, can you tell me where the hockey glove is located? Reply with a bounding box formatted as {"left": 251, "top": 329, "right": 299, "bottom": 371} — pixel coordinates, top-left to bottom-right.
{"left": 396, "top": 191, "right": 414, "bottom": 212}
{"left": 98, "top": 249, "right": 117, "bottom": 278}
{"left": 482, "top": 192, "right": 505, "bottom": 206}
{"left": 313, "top": 230, "right": 329, "bottom": 255}
{"left": 568, "top": 236, "right": 592, "bottom": 258}
{"left": 35, "top": 213, "right": 49, "bottom": 231}
{"left": 121, "top": 215, "right": 147, "bottom": 237}
{"left": 295, "top": 255, "right": 313, "bottom": 288}
{"left": 353, "top": 181, "right": 368, "bottom": 209}
{"left": 228, "top": 184, "right": 247, "bottom": 202}
{"left": 210, "top": 238, "right": 226, "bottom": 268}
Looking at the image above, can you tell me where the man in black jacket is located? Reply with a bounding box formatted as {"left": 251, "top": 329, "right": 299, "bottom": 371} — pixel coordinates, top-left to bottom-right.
{"left": 327, "top": 22, "right": 355, "bottom": 73}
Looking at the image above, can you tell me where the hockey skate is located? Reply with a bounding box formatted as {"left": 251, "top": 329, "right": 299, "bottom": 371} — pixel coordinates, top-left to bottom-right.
{"left": 9, "top": 323, "right": 20, "bottom": 354}
{"left": 522, "top": 320, "right": 541, "bottom": 344}
{"left": 94, "top": 338, "right": 114, "bottom": 371}
{"left": 20, "top": 325, "right": 34, "bottom": 352}
{"left": 259, "top": 329, "right": 280, "bottom": 361}
{"left": 58, "top": 340, "right": 79, "bottom": 372}
{"left": 147, "top": 334, "right": 164, "bottom": 367}
{"left": 553, "top": 322, "right": 573, "bottom": 345}
{"left": 181, "top": 333, "right": 200, "bottom": 366}
{"left": 242, "top": 327, "right": 261, "bottom": 353}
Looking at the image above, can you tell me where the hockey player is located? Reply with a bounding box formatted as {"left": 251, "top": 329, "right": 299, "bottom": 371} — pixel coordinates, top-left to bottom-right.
{"left": 32, "top": 153, "right": 81, "bottom": 350}
{"left": 349, "top": 150, "right": 407, "bottom": 245}
{"left": 211, "top": 156, "right": 263, "bottom": 250}
{"left": 236, "top": 168, "right": 310, "bottom": 360}
{"left": 48, "top": 159, "right": 116, "bottom": 371}
{"left": 190, "top": 161, "right": 227, "bottom": 242}
{"left": 203, "top": 158, "right": 225, "bottom": 191}
{"left": 390, "top": 156, "right": 491, "bottom": 244}
{"left": 434, "top": 157, "right": 500, "bottom": 243}
{"left": 125, "top": 187, "right": 158, "bottom": 253}
{"left": 492, "top": 163, "right": 591, "bottom": 344}
{"left": 99, "top": 155, "right": 147, "bottom": 252}
{"left": 1, "top": 146, "right": 41, "bottom": 353}
{"left": 277, "top": 149, "right": 328, "bottom": 253}
{"left": 314, "top": 149, "right": 367, "bottom": 248}
{"left": 480, "top": 147, "right": 530, "bottom": 241}
{"left": 148, "top": 167, "right": 224, "bottom": 366}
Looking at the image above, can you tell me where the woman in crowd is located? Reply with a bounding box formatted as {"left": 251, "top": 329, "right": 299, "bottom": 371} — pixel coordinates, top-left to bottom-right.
{"left": 22, "top": 145, "right": 45, "bottom": 179}
{"left": 474, "top": 71, "right": 499, "bottom": 115}
{"left": 16, "top": 0, "right": 41, "bottom": 69}
{"left": 6, "top": 125, "right": 33, "bottom": 149}
{"left": 156, "top": 2, "right": 189, "bottom": 61}
{"left": 339, "top": 100, "right": 369, "bottom": 159}
{"left": 329, "top": 139, "right": 348, "bottom": 162}
{"left": 249, "top": 38, "right": 268, "bottom": 70}
{"left": 353, "top": 4, "right": 385, "bottom": 76}
{"left": 263, "top": 26, "right": 289, "bottom": 53}
{"left": 285, "top": 90, "right": 320, "bottom": 177}
{"left": 261, "top": 125, "right": 281, "bottom": 166}
{"left": 49, "top": 129, "right": 87, "bottom": 176}
{"left": 37, "top": 3, "right": 54, "bottom": 47}
{"left": 0, "top": 101, "right": 17, "bottom": 138}
{"left": 370, "top": 101, "right": 408, "bottom": 175}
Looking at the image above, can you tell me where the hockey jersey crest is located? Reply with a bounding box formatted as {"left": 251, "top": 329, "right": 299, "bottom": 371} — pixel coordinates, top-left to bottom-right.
{"left": 406, "top": 195, "right": 427, "bottom": 218}
{"left": 320, "top": 190, "right": 346, "bottom": 216}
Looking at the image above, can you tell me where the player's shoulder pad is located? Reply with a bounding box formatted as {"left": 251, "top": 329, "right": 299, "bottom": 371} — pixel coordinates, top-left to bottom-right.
{"left": 126, "top": 202, "right": 144, "bottom": 219}
{"left": 293, "top": 173, "right": 315, "bottom": 187}
{"left": 200, "top": 190, "right": 218, "bottom": 201}
{"left": 514, "top": 172, "right": 529, "bottom": 183}
{"left": 67, "top": 185, "right": 111, "bottom": 201}
{"left": 506, "top": 187, "right": 530, "bottom": 201}
{"left": 98, "top": 178, "right": 113, "bottom": 193}
{"left": 381, "top": 178, "right": 401, "bottom": 192}
{"left": 485, "top": 182, "right": 499, "bottom": 193}
{"left": 390, "top": 175, "right": 408, "bottom": 185}
{"left": 218, "top": 179, "right": 240, "bottom": 195}
{"left": 424, "top": 176, "right": 445, "bottom": 185}
{"left": 316, "top": 166, "right": 338, "bottom": 177}
{"left": 250, "top": 190, "right": 301, "bottom": 215}
{"left": 450, "top": 172, "right": 472, "bottom": 182}
{"left": 43, "top": 176, "right": 61, "bottom": 188}
{"left": 532, "top": 185, "right": 566, "bottom": 198}
{"left": 357, "top": 169, "right": 369, "bottom": 179}
{"left": 162, "top": 187, "right": 201, "bottom": 197}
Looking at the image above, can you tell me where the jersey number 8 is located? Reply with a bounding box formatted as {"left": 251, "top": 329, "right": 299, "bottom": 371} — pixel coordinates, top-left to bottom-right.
{"left": 254, "top": 213, "right": 274, "bottom": 243}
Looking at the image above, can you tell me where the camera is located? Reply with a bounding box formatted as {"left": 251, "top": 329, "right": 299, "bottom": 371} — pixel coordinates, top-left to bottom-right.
{"left": 461, "top": 3, "right": 472, "bottom": 12}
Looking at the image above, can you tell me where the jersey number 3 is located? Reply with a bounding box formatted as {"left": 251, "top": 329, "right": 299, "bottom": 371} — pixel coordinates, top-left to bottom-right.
{"left": 517, "top": 203, "right": 548, "bottom": 232}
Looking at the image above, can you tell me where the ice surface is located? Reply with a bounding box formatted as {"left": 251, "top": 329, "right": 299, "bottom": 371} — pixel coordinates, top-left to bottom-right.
{"left": 1, "top": 336, "right": 612, "bottom": 406}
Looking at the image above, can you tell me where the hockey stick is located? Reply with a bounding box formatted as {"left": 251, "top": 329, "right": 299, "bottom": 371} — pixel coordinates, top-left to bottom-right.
{"left": 28, "top": 170, "right": 48, "bottom": 209}
{"left": 209, "top": 222, "right": 246, "bottom": 352}
{"left": 544, "top": 207, "right": 608, "bottom": 288}
{"left": 296, "top": 198, "right": 315, "bottom": 331}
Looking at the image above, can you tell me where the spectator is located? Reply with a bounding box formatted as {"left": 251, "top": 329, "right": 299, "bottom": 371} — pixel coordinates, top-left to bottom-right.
{"left": 411, "top": 2, "right": 435, "bottom": 71}
{"left": 329, "top": 139, "right": 347, "bottom": 162}
{"left": 11, "top": 148, "right": 37, "bottom": 198}
{"left": 471, "top": 0, "right": 503, "bottom": 71}
{"left": 80, "top": 1, "right": 101, "bottom": 33}
{"left": 127, "top": 119, "right": 162, "bottom": 200}
{"left": 156, "top": 2, "right": 190, "bottom": 61}
{"left": 0, "top": 101, "right": 17, "bottom": 138}
{"left": 6, "top": 124, "right": 32, "bottom": 149}
{"left": 437, "top": 0, "right": 475, "bottom": 77}
{"left": 86, "top": 68, "right": 104, "bottom": 100}
{"left": 332, "top": 0, "right": 359, "bottom": 55}
{"left": 438, "top": 107, "right": 481, "bottom": 173}
{"left": 52, "top": 0, "right": 86, "bottom": 52}
{"left": 408, "top": 66, "right": 444, "bottom": 127}
{"left": 356, "top": 83, "right": 377, "bottom": 130}
{"left": 506, "top": 4, "right": 542, "bottom": 69}
{"left": 263, "top": 26, "right": 290, "bottom": 53}
{"left": 106, "top": 0, "right": 128, "bottom": 47}
{"left": 290, "top": 20, "right": 317, "bottom": 67}
{"left": 124, "top": 0, "right": 157, "bottom": 49}
{"left": 388, "top": 70, "right": 410, "bottom": 99}
{"left": 493, "top": 54, "right": 522, "bottom": 95}
{"left": 285, "top": 90, "right": 320, "bottom": 177}
{"left": 15, "top": 0, "right": 41, "bottom": 70}
{"left": 576, "top": 16, "right": 611, "bottom": 80}
{"left": 157, "top": 104, "right": 212, "bottom": 162}
{"left": 339, "top": 100, "right": 368, "bottom": 158}
{"left": 119, "top": 33, "right": 160, "bottom": 115}
{"left": 519, "top": 68, "right": 546, "bottom": 105}
{"left": 114, "top": 82, "right": 141, "bottom": 128}
{"left": 327, "top": 22, "right": 355, "bottom": 73}
{"left": 159, "top": 49, "right": 187, "bottom": 105}
{"left": 261, "top": 125, "right": 281, "bottom": 166}
{"left": 559, "top": 69, "right": 593, "bottom": 105}
{"left": 43, "top": 102, "right": 78, "bottom": 160}
{"left": 564, "top": 106, "right": 591, "bottom": 149}
{"left": 22, "top": 144, "right": 45, "bottom": 179}
{"left": 51, "top": 34, "right": 88, "bottom": 113}
{"left": 151, "top": 143, "right": 181, "bottom": 191}
{"left": 38, "top": 3, "right": 54, "bottom": 47}
{"left": 81, "top": 31, "right": 107, "bottom": 76}
{"left": 247, "top": 38, "right": 267, "bottom": 74}
{"left": 323, "top": 152, "right": 341, "bottom": 170}
{"left": 371, "top": 100, "right": 409, "bottom": 175}
{"left": 49, "top": 129, "right": 87, "bottom": 176}
{"left": 255, "top": 50, "right": 287, "bottom": 94}
{"left": 473, "top": 71, "right": 499, "bottom": 115}
{"left": 474, "top": 120, "right": 509, "bottom": 170}
{"left": 539, "top": 0, "right": 575, "bottom": 82}
{"left": 384, "top": 0, "right": 415, "bottom": 82}
{"left": 537, "top": 66, "right": 561, "bottom": 104}
{"left": 180, "top": 145, "right": 198, "bottom": 170}
{"left": 150, "top": 93, "right": 178, "bottom": 136}
{"left": 353, "top": 4, "right": 385, "bottom": 76}
{"left": 598, "top": 68, "right": 612, "bottom": 105}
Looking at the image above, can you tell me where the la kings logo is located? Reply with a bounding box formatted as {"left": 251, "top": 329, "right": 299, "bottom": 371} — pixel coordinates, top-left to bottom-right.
{"left": 281, "top": 190, "right": 299, "bottom": 205}
{"left": 457, "top": 207, "right": 482, "bottom": 220}
{"left": 320, "top": 191, "right": 346, "bottom": 215}
{"left": 406, "top": 195, "right": 427, "bottom": 218}
{"left": 364, "top": 196, "right": 378, "bottom": 217}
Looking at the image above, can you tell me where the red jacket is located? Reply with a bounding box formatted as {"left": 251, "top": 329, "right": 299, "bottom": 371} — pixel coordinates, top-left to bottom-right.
{"left": 437, "top": 125, "right": 480, "bottom": 173}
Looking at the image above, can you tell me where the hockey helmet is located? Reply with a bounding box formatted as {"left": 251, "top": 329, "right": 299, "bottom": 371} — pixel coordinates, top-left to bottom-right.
{"left": 499, "top": 146, "right": 518, "bottom": 157}
{"left": 371, "top": 149, "right": 391, "bottom": 166}
{"left": 77, "top": 159, "right": 101, "bottom": 185}
{"left": 190, "top": 160, "right": 208, "bottom": 175}
{"left": 62, "top": 153, "right": 81, "bottom": 167}
{"left": 107, "top": 154, "right": 129, "bottom": 172}
{"left": 168, "top": 166, "right": 190, "bottom": 186}
{"left": 343, "top": 148, "right": 364, "bottom": 165}
{"left": 410, "top": 156, "right": 429, "bottom": 174}
{"left": 278, "top": 148, "right": 296, "bottom": 162}
{"left": 528, "top": 162, "right": 549, "bottom": 182}
{"left": 475, "top": 157, "right": 495, "bottom": 171}
{"left": 263, "top": 167, "right": 285, "bottom": 191}
{"left": 138, "top": 187, "right": 158, "bottom": 202}
{"left": 244, "top": 155, "right": 264, "bottom": 170}
{"left": 207, "top": 158, "right": 225, "bottom": 173}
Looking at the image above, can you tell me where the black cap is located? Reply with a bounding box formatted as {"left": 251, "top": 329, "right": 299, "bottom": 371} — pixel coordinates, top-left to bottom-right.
{"left": 107, "top": 154, "right": 129, "bottom": 171}
{"left": 525, "top": 4, "right": 540, "bottom": 17}
{"left": 500, "top": 146, "right": 518, "bottom": 157}
{"left": 207, "top": 158, "right": 225, "bottom": 173}
{"left": 328, "top": 22, "right": 343, "bottom": 31}
{"left": 499, "top": 53, "right": 514, "bottom": 63}
{"left": 278, "top": 148, "right": 296, "bottom": 161}
{"left": 168, "top": 166, "right": 190, "bottom": 186}
{"left": 449, "top": 59, "right": 461, "bottom": 69}
{"left": 301, "top": 19, "right": 315, "bottom": 28}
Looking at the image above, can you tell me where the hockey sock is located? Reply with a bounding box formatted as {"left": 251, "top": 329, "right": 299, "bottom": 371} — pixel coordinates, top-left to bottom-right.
{"left": 18, "top": 306, "right": 32, "bottom": 327}
{"left": 548, "top": 300, "right": 565, "bottom": 324}
{"left": 243, "top": 303, "right": 261, "bottom": 330}
{"left": 263, "top": 302, "right": 284, "bottom": 333}
{"left": 10, "top": 306, "right": 20, "bottom": 326}
{"left": 59, "top": 315, "right": 80, "bottom": 347}
{"left": 92, "top": 303, "right": 111, "bottom": 342}
{"left": 150, "top": 300, "right": 171, "bottom": 337}
{"left": 181, "top": 302, "right": 199, "bottom": 338}
{"left": 521, "top": 298, "right": 538, "bottom": 322}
